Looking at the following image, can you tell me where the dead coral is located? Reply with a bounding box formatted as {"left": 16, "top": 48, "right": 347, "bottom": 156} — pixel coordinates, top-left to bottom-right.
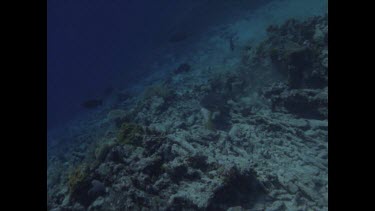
{"left": 208, "top": 167, "right": 267, "bottom": 210}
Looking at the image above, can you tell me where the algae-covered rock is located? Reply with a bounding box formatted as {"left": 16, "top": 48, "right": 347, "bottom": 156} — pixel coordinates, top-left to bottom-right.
{"left": 94, "top": 141, "right": 116, "bottom": 162}
{"left": 67, "top": 164, "right": 89, "bottom": 193}
{"left": 66, "top": 164, "right": 97, "bottom": 208}
{"left": 116, "top": 122, "right": 144, "bottom": 146}
{"left": 263, "top": 85, "right": 327, "bottom": 119}
{"left": 143, "top": 83, "right": 175, "bottom": 101}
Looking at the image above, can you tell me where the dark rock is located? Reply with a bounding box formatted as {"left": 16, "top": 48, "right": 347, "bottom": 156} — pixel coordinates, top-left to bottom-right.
{"left": 167, "top": 164, "right": 188, "bottom": 182}
{"left": 106, "top": 147, "right": 123, "bottom": 163}
{"left": 185, "top": 169, "right": 201, "bottom": 180}
{"left": 131, "top": 173, "right": 152, "bottom": 192}
{"left": 207, "top": 167, "right": 266, "bottom": 211}
{"left": 270, "top": 41, "right": 313, "bottom": 89}
{"left": 141, "top": 156, "right": 164, "bottom": 179}
{"left": 267, "top": 201, "right": 286, "bottom": 211}
{"left": 240, "top": 107, "right": 255, "bottom": 117}
{"left": 264, "top": 85, "right": 327, "bottom": 119}
{"left": 258, "top": 15, "right": 328, "bottom": 90}
{"left": 167, "top": 197, "right": 199, "bottom": 211}
{"left": 69, "top": 175, "right": 93, "bottom": 208}
{"left": 200, "top": 92, "right": 227, "bottom": 111}
{"left": 187, "top": 154, "right": 209, "bottom": 171}
{"left": 262, "top": 83, "right": 288, "bottom": 99}
{"left": 282, "top": 89, "right": 327, "bottom": 119}
{"left": 152, "top": 174, "right": 172, "bottom": 193}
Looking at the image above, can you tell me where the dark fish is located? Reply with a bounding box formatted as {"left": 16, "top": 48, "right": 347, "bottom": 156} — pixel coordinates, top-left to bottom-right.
{"left": 88, "top": 180, "right": 105, "bottom": 197}
{"left": 169, "top": 31, "right": 189, "bottom": 43}
{"left": 173, "top": 63, "right": 191, "bottom": 74}
{"left": 81, "top": 99, "right": 103, "bottom": 109}
{"left": 229, "top": 36, "right": 235, "bottom": 51}
{"left": 117, "top": 91, "right": 131, "bottom": 102}
{"left": 103, "top": 87, "right": 114, "bottom": 96}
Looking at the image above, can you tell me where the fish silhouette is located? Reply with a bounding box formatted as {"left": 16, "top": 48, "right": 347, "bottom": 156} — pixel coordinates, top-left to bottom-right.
{"left": 169, "top": 31, "right": 190, "bottom": 43}
{"left": 81, "top": 99, "right": 103, "bottom": 109}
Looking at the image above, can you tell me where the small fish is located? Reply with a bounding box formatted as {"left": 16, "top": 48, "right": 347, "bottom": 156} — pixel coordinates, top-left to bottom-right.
{"left": 229, "top": 36, "right": 235, "bottom": 51}
{"left": 169, "top": 31, "right": 189, "bottom": 43}
{"left": 81, "top": 99, "right": 103, "bottom": 109}
{"left": 88, "top": 180, "right": 105, "bottom": 197}
{"left": 103, "top": 86, "right": 114, "bottom": 96}
{"left": 173, "top": 63, "right": 191, "bottom": 74}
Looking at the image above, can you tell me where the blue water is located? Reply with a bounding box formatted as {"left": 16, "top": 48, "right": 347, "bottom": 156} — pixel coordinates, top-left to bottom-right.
{"left": 48, "top": 0, "right": 302, "bottom": 131}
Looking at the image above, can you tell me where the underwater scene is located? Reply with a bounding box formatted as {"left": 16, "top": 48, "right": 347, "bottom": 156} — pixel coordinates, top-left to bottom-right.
{"left": 47, "top": 0, "right": 328, "bottom": 210}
